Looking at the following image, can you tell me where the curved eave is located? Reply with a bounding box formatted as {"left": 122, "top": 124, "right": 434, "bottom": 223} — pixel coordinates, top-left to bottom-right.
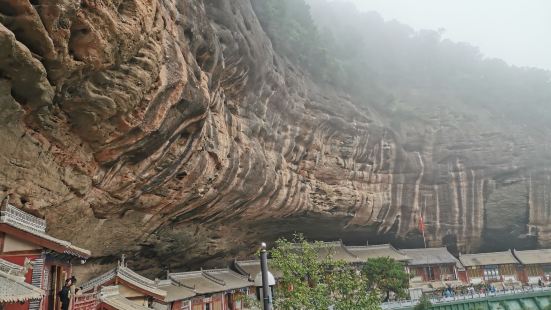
{"left": 117, "top": 277, "right": 167, "bottom": 301}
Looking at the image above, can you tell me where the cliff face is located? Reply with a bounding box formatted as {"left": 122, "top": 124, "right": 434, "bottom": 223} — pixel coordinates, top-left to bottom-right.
{"left": 1, "top": 0, "right": 550, "bottom": 274}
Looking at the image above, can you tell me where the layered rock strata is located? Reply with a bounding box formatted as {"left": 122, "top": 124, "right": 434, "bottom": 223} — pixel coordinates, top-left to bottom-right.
{"left": 0, "top": 0, "right": 550, "bottom": 275}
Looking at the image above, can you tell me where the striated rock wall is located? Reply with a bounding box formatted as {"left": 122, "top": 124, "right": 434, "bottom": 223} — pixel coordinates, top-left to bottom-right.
{"left": 1, "top": 0, "right": 550, "bottom": 275}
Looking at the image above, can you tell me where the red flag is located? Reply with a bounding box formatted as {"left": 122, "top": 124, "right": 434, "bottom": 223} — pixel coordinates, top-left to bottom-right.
{"left": 418, "top": 215, "right": 425, "bottom": 233}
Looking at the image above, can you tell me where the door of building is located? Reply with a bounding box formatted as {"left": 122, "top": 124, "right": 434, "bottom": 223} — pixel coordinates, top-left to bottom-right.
{"left": 48, "top": 266, "right": 64, "bottom": 310}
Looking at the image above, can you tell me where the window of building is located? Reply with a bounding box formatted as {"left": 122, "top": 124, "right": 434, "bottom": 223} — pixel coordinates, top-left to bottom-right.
{"left": 440, "top": 265, "right": 457, "bottom": 280}
{"left": 425, "top": 266, "right": 435, "bottom": 281}
{"left": 467, "top": 267, "right": 482, "bottom": 279}
{"left": 526, "top": 265, "right": 541, "bottom": 277}
{"left": 181, "top": 301, "right": 191, "bottom": 310}
{"left": 483, "top": 265, "right": 500, "bottom": 281}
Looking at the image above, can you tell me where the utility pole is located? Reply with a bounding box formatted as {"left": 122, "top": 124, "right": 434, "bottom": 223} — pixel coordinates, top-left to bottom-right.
{"left": 260, "top": 242, "right": 273, "bottom": 310}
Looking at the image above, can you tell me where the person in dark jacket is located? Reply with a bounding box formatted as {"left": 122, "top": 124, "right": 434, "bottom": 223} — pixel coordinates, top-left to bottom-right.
{"left": 59, "top": 279, "right": 72, "bottom": 310}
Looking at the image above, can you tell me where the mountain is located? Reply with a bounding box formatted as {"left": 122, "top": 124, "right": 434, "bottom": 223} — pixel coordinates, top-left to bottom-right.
{"left": 0, "top": 0, "right": 550, "bottom": 275}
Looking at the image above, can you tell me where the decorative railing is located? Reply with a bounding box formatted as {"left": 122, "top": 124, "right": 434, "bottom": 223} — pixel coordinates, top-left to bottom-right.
{"left": 0, "top": 258, "right": 24, "bottom": 275}
{"left": 381, "top": 286, "right": 551, "bottom": 309}
{"left": 0, "top": 203, "right": 46, "bottom": 233}
{"left": 72, "top": 293, "right": 98, "bottom": 310}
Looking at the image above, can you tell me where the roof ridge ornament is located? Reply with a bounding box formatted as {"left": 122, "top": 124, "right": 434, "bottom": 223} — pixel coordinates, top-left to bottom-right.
{"left": 119, "top": 254, "right": 126, "bottom": 268}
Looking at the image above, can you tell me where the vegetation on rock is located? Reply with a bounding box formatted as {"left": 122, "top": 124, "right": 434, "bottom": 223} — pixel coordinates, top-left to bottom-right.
{"left": 253, "top": 0, "right": 551, "bottom": 125}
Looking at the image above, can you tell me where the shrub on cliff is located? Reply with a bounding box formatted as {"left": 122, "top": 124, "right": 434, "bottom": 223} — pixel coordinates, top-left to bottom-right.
{"left": 251, "top": 0, "right": 341, "bottom": 83}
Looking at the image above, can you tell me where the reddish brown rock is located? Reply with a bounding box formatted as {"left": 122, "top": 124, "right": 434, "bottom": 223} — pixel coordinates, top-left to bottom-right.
{"left": 0, "top": 0, "right": 549, "bottom": 276}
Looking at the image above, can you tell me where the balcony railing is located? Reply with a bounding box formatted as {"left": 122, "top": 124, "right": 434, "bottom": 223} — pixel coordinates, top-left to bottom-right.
{"left": 0, "top": 203, "right": 46, "bottom": 233}
{"left": 72, "top": 293, "right": 98, "bottom": 310}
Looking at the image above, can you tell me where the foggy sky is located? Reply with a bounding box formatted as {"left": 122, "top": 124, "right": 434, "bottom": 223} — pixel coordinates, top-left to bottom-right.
{"left": 335, "top": 0, "right": 551, "bottom": 71}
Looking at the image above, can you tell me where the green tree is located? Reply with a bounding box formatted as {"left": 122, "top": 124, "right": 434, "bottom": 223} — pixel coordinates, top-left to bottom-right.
{"left": 363, "top": 257, "right": 410, "bottom": 301}
{"left": 251, "top": 0, "right": 339, "bottom": 83}
{"left": 328, "top": 264, "right": 382, "bottom": 310}
{"left": 414, "top": 295, "right": 432, "bottom": 310}
{"left": 270, "top": 234, "right": 382, "bottom": 310}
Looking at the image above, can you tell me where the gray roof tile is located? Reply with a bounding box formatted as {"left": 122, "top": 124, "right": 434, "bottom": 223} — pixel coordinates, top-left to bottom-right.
{"left": 459, "top": 251, "right": 519, "bottom": 267}
{"left": 0, "top": 270, "right": 44, "bottom": 303}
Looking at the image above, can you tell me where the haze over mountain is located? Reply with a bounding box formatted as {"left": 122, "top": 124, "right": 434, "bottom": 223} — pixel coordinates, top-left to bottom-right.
{"left": 0, "top": 0, "right": 550, "bottom": 276}
{"left": 330, "top": 0, "right": 551, "bottom": 71}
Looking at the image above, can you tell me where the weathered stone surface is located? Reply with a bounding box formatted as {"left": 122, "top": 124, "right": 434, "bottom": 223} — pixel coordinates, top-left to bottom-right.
{"left": 1, "top": 0, "right": 550, "bottom": 276}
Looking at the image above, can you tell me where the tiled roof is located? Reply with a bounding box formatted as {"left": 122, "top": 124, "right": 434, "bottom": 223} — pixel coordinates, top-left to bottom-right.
{"left": 401, "top": 248, "right": 459, "bottom": 266}
{"left": 513, "top": 249, "right": 551, "bottom": 265}
{"left": 233, "top": 259, "right": 282, "bottom": 279}
{"left": 0, "top": 203, "right": 90, "bottom": 258}
{"left": 80, "top": 262, "right": 166, "bottom": 299}
{"left": 347, "top": 244, "right": 410, "bottom": 262}
{"left": 99, "top": 286, "right": 151, "bottom": 310}
{"left": 202, "top": 269, "right": 251, "bottom": 290}
{"left": 156, "top": 280, "right": 195, "bottom": 302}
{"left": 459, "top": 250, "right": 519, "bottom": 267}
{"left": 234, "top": 242, "right": 362, "bottom": 280}
{"left": 167, "top": 268, "right": 252, "bottom": 296}
{"left": 167, "top": 271, "right": 226, "bottom": 295}
{"left": 316, "top": 241, "right": 360, "bottom": 263}
{"left": 0, "top": 270, "right": 44, "bottom": 304}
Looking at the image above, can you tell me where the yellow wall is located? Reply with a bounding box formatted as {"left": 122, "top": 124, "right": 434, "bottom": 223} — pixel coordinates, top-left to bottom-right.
{"left": 2, "top": 234, "right": 41, "bottom": 252}
{"left": 118, "top": 284, "right": 145, "bottom": 298}
{"left": 118, "top": 284, "right": 148, "bottom": 306}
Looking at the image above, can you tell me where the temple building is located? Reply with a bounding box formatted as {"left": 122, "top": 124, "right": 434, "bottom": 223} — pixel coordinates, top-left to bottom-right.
{"left": 0, "top": 202, "right": 90, "bottom": 310}
{"left": 79, "top": 256, "right": 167, "bottom": 308}
{"left": 513, "top": 249, "right": 551, "bottom": 284}
{"left": 459, "top": 250, "right": 521, "bottom": 287}
{"left": 401, "top": 248, "right": 462, "bottom": 291}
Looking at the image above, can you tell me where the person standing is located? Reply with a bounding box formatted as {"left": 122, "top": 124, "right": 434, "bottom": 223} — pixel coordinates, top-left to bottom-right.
{"left": 58, "top": 279, "right": 72, "bottom": 310}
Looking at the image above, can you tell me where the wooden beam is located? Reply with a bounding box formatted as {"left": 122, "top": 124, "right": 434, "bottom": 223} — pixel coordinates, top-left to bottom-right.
{"left": 0, "top": 249, "right": 42, "bottom": 256}
{"left": 0, "top": 232, "right": 4, "bottom": 254}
